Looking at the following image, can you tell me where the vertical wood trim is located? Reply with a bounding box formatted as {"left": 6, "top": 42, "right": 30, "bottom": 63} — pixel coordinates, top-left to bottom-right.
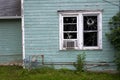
{"left": 76, "top": 15, "right": 79, "bottom": 49}
{"left": 59, "top": 14, "right": 63, "bottom": 50}
{"left": 21, "top": 0, "right": 25, "bottom": 60}
{"left": 78, "top": 13, "right": 83, "bottom": 49}
{"left": 98, "top": 12, "right": 102, "bottom": 49}
{"left": 82, "top": 11, "right": 102, "bottom": 50}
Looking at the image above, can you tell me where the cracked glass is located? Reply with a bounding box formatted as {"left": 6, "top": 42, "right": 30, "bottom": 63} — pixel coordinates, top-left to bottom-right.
{"left": 63, "top": 17, "right": 77, "bottom": 39}
{"left": 83, "top": 15, "right": 98, "bottom": 46}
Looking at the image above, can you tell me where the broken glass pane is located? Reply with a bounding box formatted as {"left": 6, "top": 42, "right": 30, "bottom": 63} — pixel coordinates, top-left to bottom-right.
{"left": 64, "top": 17, "right": 77, "bottom": 23}
{"left": 64, "top": 24, "right": 77, "bottom": 31}
{"left": 84, "top": 32, "right": 97, "bottom": 46}
{"left": 84, "top": 16, "right": 97, "bottom": 30}
{"left": 64, "top": 33, "right": 77, "bottom": 39}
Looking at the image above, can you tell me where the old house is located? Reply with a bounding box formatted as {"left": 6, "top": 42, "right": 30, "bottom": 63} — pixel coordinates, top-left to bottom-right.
{"left": 0, "top": 0, "right": 119, "bottom": 72}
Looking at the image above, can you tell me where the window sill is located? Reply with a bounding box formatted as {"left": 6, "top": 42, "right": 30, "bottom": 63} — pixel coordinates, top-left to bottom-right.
{"left": 60, "top": 47, "right": 102, "bottom": 51}
{"left": 82, "top": 46, "right": 102, "bottom": 50}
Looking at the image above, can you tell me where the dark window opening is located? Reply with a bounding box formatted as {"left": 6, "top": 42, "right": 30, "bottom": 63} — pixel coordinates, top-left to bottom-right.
{"left": 84, "top": 16, "right": 97, "bottom": 30}
{"left": 63, "top": 17, "right": 77, "bottom": 39}
{"left": 64, "top": 17, "right": 77, "bottom": 23}
{"left": 64, "top": 24, "right": 77, "bottom": 31}
{"left": 64, "top": 33, "right": 77, "bottom": 39}
{"left": 83, "top": 15, "right": 98, "bottom": 46}
{"left": 84, "top": 32, "right": 97, "bottom": 46}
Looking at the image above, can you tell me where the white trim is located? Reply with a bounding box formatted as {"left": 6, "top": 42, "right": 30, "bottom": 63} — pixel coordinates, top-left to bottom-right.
{"left": 82, "top": 12, "right": 102, "bottom": 50}
{"left": 21, "top": 0, "right": 25, "bottom": 59}
{"left": 82, "top": 47, "right": 101, "bottom": 50}
{"left": 98, "top": 12, "right": 102, "bottom": 49}
{"left": 59, "top": 14, "right": 62, "bottom": 50}
{"left": 59, "top": 10, "right": 102, "bottom": 50}
{"left": 60, "top": 14, "right": 79, "bottom": 50}
{"left": 58, "top": 10, "right": 103, "bottom": 13}
{"left": 78, "top": 13, "right": 83, "bottom": 49}
{"left": 82, "top": 11, "right": 102, "bottom": 15}
{"left": 0, "top": 16, "right": 21, "bottom": 19}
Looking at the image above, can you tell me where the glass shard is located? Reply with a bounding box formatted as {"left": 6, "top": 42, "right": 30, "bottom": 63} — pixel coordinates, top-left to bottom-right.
{"left": 64, "top": 17, "right": 77, "bottom": 23}
{"left": 84, "top": 16, "right": 97, "bottom": 30}
{"left": 64, "top": 33, "right": 77, "bottom": 39}
{"left": 64, "top": 24, "right": 77, "bottom": 31}
{"left": 63, "top": 17, "right": 77, "bottom": 39}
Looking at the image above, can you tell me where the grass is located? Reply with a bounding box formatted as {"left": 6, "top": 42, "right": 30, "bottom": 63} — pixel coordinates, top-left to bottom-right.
{"left": 0, "top": 66, "right": 120, "bottom": 80}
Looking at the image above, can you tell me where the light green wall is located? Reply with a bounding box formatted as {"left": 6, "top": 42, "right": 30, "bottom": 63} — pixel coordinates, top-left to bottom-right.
{"left": 0, "top": 19, "right": 22, "bottom": 64}
{"left": 24, "top": 0, "right": 119, "bottom": 71}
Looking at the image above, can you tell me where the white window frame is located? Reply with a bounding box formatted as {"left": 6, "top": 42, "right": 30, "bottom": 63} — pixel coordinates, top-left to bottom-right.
{"left": 59, "top": 11, "right": 102, "bottom": 50}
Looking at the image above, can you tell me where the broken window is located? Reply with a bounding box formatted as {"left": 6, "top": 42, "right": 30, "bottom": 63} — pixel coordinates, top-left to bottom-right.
{"left": 83, "top": 16, "right": 98, "bottom": 46}
{"left": 63, "top": 17, "right": 77, "bottom": 39}
{"left": 59, "top": 11, "right": 102, "bottom": 50}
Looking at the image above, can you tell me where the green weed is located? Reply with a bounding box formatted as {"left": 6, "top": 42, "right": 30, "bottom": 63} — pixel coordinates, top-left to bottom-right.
{"left": 0, "top": 66, "right": 119, "bottom": 80}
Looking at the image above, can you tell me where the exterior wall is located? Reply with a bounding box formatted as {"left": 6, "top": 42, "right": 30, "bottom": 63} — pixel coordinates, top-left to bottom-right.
{"left": 24, "top": 0, "right": 119, "bottom": 71}
{"left": 0, "top": 19, "right": 22, "bottom": 65}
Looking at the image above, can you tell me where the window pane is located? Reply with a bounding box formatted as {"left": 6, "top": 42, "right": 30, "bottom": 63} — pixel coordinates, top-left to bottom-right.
{"left": 64, "top": 24, "right": 77, "bottom": 31}
{"left": 64, "top": 17, "right": 77, "bottom": 23}
{"left": 84, "top": 32, "right": 97, "bottom": 46}
{"left": 84, "top": 16, "right": 97, "bottom": 30}
{"left": 64, "top": 33, "right": 77, "bottom": 39}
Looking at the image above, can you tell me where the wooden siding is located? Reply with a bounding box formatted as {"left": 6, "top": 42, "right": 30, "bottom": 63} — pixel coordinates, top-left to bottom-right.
{"left": 0, "top": 0, "right": 21, "bottom": 16}
{"left": 0, "top": 19, "right": 22, "bottom": 65}
{"left": 24, "top": 0, "right": 119, "bottom": 71}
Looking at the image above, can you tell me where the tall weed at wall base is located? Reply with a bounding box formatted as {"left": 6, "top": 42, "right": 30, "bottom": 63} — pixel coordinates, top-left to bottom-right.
{"left": 74, "top": 53, "right": 86, "bottom": 72}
